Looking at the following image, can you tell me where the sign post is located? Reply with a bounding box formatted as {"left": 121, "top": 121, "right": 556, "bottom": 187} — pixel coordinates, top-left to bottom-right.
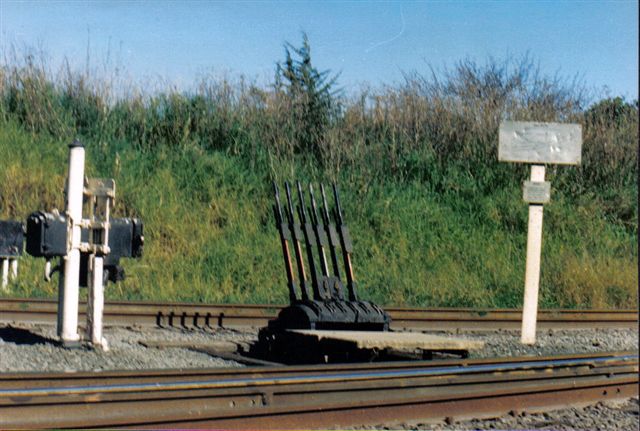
{"left": 498, "top": 121, "right": 582, "bottom": 345}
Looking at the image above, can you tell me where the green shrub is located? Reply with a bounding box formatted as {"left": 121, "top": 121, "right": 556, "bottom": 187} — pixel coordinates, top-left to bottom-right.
{"left": 0, "top": 45, "right": 636, "bottom": 309}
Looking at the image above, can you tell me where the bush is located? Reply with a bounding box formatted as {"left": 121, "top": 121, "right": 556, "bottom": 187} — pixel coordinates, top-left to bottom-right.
{"left": 0, "top": 45, "right": 636, "bottom": 308}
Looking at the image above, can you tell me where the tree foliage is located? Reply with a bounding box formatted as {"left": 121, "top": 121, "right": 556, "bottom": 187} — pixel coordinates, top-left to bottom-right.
{"left": 275, "top": 33, "right": 341, "bottom": 159}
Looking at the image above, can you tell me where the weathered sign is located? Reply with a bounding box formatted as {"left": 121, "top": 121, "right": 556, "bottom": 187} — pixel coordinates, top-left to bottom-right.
{"left": 499, "top": 121, "right": 582, "bottom": 165}
{"left": 498, "top": 121, "right": 582, "bottom": 345}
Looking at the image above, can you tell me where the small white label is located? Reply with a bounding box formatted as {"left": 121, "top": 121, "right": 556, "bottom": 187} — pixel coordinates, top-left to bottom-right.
{"left": 523, "top": 181, "right": 551, "bottom": 204}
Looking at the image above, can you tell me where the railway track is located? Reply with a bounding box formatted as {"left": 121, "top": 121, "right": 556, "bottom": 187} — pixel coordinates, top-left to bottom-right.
{"left": 1, "top": 297, "right": 637, "bottom": 330}
{"left": 1, "top": 298, "right": 638, "bottom": 428}
{"left": 1, "top": 351, "right": 637, "bottom": 429}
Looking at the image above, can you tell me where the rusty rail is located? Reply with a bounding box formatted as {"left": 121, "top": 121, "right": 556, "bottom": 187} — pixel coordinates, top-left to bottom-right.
{"left": 0, "top": 297, "right": 637, "bottom": 330}
{"left": 1, "top": 350, "right": 632, "bottom": 389}
{"left": 1, "top": 351, "right": 637, "bottom": 429}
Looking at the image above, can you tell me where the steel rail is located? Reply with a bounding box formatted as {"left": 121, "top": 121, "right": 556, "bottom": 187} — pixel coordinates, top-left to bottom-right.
{"left": 1, "top": 352, "right": 637, "bottom": 429}
{"left": 1, "top": 354, "right": 636, "bottom": 397}
{"left": 1, "top": 350, "right": 635, "bottom": 389}
{"left": 1, "top": 297, "right": 637, "bottom": 330}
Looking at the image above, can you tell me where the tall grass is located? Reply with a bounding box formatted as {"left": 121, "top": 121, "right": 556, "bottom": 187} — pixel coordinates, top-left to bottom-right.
{"left": 0, "top": 48, "right": 636, "bottom": 309}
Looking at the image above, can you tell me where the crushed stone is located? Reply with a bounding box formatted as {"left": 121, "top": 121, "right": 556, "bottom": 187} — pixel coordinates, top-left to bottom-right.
{"left": 0, "top": 323, "right": 254, "bottom": 372}
{"left": 383, "top": 397, "right": 639, "bottom": 431}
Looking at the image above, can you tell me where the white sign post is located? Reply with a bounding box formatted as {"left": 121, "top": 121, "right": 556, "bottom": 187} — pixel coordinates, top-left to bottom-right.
{"left": 498, "top": 121, "right": 582, "bottom": 345}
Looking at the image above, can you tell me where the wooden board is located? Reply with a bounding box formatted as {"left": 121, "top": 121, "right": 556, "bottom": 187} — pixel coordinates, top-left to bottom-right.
{"left": 289, "top": 330, "right": 484, "bottom": 352}
{"left": 499, "top": 121, "right": 582, "bottom": 165}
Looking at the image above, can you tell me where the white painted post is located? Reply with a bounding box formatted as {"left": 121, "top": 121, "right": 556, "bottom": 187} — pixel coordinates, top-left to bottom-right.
{"left": 56, "top": 258, "right": 64, "bottom": 335}
{"left": 84, "top": 178, "right": 114, "bottom": 350}
{"left": 87, "top": 255, "right": 108, "bottom": 350}
{"left": 1, "top": 259, "right": 8, "bottom": 290}
{"left": 44, "top": 259, "right": 52, "bottom": 282}
{"left": 1, "top": 259, "right": 19, "bottom": 289}
{"left": 59, "top": 140, "right": 85, "bottom": 346}
{"left": 10, "top": 258, "right": 18, "bottom": 281}
{"left": 521, "top": 165, "right": 545, "bottom": 344}
{"left": 499, "top": 121, "right": 582, "bottom": 346}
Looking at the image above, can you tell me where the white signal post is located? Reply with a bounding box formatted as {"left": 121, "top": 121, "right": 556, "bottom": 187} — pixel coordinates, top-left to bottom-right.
{"left": 57, "top": 142, "right": 115, "bottom": 349}
{"left": 84, "top": 178, "right": 115, "bottom": 351}
{"left": 10, "top": 259, "right": 18, "bottom": 280}
{"left": 88, "top": 254, "right": 107, "bottom": 348}
{"left": 59, "top": 140, "right": 86, "bottom": 346}
{"left": 1, "top": 258, "right": 8, "bottom": 289}
{"left": 498, "top": 121, "right": 582, "bottom": 345}
{"left": 1, "top": 258, "right": 18, "bottom": 289}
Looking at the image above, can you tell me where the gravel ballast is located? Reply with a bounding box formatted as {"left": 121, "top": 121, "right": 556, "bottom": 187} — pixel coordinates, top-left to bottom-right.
{"left": 0, "top": 324, "right": 254, "bottom": 372}
{"left": 457, "top": 328, "right": 638, "bottom": 358}
{"left": 0, "top": 325, "right": 636, "bottom": 372}
{"left": 362, "top": 398, "right": 639, "bottom": 431}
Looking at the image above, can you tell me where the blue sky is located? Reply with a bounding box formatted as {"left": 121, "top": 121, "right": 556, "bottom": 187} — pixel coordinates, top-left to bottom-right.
{"left": 1, "top": 1, "right": 638, "bottom": 100}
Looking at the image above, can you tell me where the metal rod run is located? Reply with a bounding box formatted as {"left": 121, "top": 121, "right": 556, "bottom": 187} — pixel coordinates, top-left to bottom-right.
{"left": 0, "top": 298, "right": 637, "bottom": 331}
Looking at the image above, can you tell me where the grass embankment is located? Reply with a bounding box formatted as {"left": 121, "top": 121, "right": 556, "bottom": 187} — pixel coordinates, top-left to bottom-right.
{"left": 0, "top": 53, "right": 637, "bottom": 308}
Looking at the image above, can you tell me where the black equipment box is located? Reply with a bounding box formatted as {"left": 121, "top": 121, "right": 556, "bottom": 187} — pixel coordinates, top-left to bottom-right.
{"left": 25, "top": 211, "right": 144, "bottom": 285}
{"left": 0, "top": 221, "right": 24, "bottom": 257}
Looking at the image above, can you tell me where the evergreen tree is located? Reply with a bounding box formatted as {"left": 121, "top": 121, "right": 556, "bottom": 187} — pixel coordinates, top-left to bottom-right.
{"left": 276, "top": 33, "right": 341, "bottom": 158}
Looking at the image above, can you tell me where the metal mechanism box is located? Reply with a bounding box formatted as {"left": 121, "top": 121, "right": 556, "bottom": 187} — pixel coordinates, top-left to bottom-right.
{"left": 0, "top": 221, "right": 24, "bottom": 258}
{"left": 266, "top": 182, "right": 390, "bottom": 332}
{"left": 100, "top": 218, "right": 144, "bottom": 265}
{"left": 25, "top": 212, "right": 67, "bottom": 258}
{"left": 253, "top": 182, "right": 391, "bottom": 363}
{"left": 26, "top": 212, "right": 143, "bottom": 259}
{"left": 25, "top": 211, "right": 144, "bottom": 284}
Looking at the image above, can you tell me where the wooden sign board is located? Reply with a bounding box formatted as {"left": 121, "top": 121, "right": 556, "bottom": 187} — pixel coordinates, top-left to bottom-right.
{"left": 499, "top": 121, "right": 582, "bottom": 165}
{"left": 523, "top": 181, "right": 551, "bottom": 204}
